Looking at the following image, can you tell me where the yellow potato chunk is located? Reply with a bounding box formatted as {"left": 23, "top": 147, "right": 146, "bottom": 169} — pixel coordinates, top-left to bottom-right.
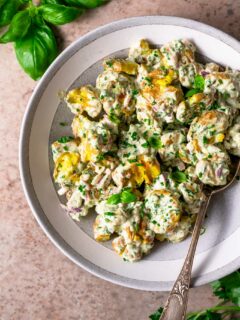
{"left": 130, "top": 156, "right": 161, "bottom": 185}
{"left": 104, "top": 59, "right": 138, "bottom": 75}
{"left": 79, "top": 138, "right": 99, "bottom": 163}
{"left": 53, "top": 152, "right": 80, "bottom": 183}
{"left": 66, "top": 85, "right": 102, "bottom": 118}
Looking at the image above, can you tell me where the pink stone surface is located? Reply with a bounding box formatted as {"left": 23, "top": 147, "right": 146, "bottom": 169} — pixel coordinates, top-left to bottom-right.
{"left": 0, "top": 1, "right": 239, "bottom": 319}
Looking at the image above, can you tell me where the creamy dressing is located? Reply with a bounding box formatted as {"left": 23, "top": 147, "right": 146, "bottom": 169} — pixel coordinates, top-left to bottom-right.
{"left": 51, "top": 38, "right": 240, "bottom": 262}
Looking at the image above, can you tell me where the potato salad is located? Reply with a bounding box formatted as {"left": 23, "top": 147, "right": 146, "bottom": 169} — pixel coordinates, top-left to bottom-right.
{"left": 52, "top": 39, "right": 240, "bottom": 262}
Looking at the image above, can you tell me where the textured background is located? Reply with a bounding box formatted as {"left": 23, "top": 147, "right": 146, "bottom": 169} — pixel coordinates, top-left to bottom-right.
{"left": 1, "top": 1, "right": 239, "bottom": 319}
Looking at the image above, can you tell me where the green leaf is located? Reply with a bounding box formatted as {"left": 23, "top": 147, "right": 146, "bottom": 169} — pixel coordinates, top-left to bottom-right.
{"left": 109, "top": 112, "right": 120, "bottom": 124}
{"left": 107, "top": 193, "right": 121, "bottom": 205}
{"left": 64, "top": 0, "right": 108, "bottom": 8}
{"left": 148, "top": 136, "right": 162, "bottom": 149}
{"left": 41, "top": 0, "right": 64, "bottom": 4}
{"left": 203, "top": 136, "right": 208, "bottom": 144}
{"left": 0, "top": 0, "right": 7, "bottom": 9}
{"left": 57, "top": 136, "right": 74, "bottom": 143}
{"left": 0, "top": 0, "right": 21, "bottom": 27}
{"left": 209, "top": 103, "right": 220, "bottom": 110}
{"left": 15, "top": 23, "right": 58, "bottom": 80}
{"left": 149, "top": 307, "right": 163, "bottom": 320}
{"left": 170, "top": 171, "right": 187, "bottom": 183}
{"left": 141, "top": 142, "right": 149, "bottom": 148}
{"left": 211, "top": 271, "right": 240, "bottom": 306}
{"left": 185, "top": 88, "right": 200, "bottom": 98}
{"left": 187, "top": 310, "right": 222, "bottom": 320}
{"left": 120, "top": 190, "right": 137, "bottom": 203}
{"left": 39, "top": 4, "right": 84, "bottom": 25}
{"left": 104, "top": 212, "right": 115, "bottom": 216}
{"left": 0, "top": 10, "right": 31, "bottom": 43}
{"left": 193, "top": 74, "right": 205, "bottom": 91}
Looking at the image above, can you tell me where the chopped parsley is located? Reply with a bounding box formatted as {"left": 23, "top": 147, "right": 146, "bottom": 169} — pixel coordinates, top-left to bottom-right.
{"left": 106, "top": 60, "right": 113, "bottom": 67}
{"left": 57, "top": 136, "right": 74, "bottom": 143}
{"left": 104, "top": 212, "right": 115, "bottom": 216}
{"left": 78, "top": 185, "right": 86, "bottom": 195}
{"left": 203, "top": 136, "right": 208, "bottom": 144}
{"left": 148, "top": 136, "right": 162, "bottom": 149}
{"left": 141, "top": 142, "right": 149, "bottom": 148}
{"left": 132, "top": 89, "right": 139, "bottom": 96}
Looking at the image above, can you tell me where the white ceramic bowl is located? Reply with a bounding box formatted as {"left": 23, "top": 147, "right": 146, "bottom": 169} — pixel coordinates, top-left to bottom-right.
{"left": 20, "top": 16, "right": 240, "bottom": 291}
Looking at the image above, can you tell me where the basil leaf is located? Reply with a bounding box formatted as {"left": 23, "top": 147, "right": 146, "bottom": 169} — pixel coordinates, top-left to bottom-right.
{"left": 170, "top": 171, "right": 187, "bottom": 183}
{"left": 64, "top": 0, "right": 108, "bottom": 8}
{"left": 120, "top": 190, "right": 137, "bottom": 203}
{"left": 15, "top": 23, "right": 58, "bottom": 80}
{"left": 185, "top": 88, "right": 200, "bottom": 98}
{"left": 107, "top": 193, "right": 121, "bottom": 205}
{"left": 0, "top": 10, "right": 31, "bottom": 43}
{"left": 0, "top": 0, "right": 7, "bottom": 9}
{"left": 41, "top": 0, "right": 64, "bottom": 4}
{"left": 193, "top": 74, "right": 205, "bottom": 91}
{"left": 39, "top": 4, "right": 84, "bottom": 25}
{"left": 0, "top": 0, "right": 21, "bottom": 27}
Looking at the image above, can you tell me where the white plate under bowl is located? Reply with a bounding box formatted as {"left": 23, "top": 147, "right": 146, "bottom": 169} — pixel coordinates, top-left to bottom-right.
{"left": 19, "top": 16, "right": 240, "bottom": 291}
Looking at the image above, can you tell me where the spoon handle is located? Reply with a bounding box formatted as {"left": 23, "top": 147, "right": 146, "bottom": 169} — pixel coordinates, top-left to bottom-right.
{"left": 160, "top": 195, "right": 212, "bottom": 320}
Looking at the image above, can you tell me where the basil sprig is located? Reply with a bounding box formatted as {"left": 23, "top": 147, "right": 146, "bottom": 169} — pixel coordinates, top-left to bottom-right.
{"left": 39, "top": 4, "right": 85, "bottom": 25}
{"left": 0, "top": 0, "right": 109, "bottom": 79}
{"left": 107, "top": 188, "right": 137, "bottom": 205}
{"left": 0, "top": 10, "right": 31, "bottom": 43}
{"left": 0, "top": 0, "right": 21, "bottom": 27}
{"left": 64, "top": 0, "right": 108, "bottom": 8}
{"left": 185, "top": 74, "right": 205, "bottom": 98}
{"left": 15, "top": 23, "right": 58, "bottom": 80}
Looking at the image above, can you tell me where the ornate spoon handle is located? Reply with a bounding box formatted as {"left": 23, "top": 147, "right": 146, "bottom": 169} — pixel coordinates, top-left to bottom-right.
{"left": 160, "top": 194, "right": 212, "bottom": 320}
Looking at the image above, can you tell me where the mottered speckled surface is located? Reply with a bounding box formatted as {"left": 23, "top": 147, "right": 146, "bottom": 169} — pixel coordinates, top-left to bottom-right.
{"left": 0, "top": 1, "right": 239, "bottom": 319}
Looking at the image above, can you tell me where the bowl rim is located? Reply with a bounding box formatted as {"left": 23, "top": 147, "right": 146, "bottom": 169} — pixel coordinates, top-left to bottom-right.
{"left": 19, "top": 15, "right": 240, "bottom": 291}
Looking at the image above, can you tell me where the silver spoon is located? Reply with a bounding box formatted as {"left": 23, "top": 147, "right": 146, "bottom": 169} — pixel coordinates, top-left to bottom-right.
{"left": 160, "top": 157, "right": 240, "bottom": 320}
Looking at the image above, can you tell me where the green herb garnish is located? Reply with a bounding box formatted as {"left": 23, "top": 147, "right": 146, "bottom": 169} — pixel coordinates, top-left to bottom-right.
{"left": 148, "top": 136, "right": 162, "bottom": 149}
{"left": 185, "top": 88, "right": 200, "bottom": 98}
{"left": 132, "top": 89, "right": 139, "bottom": 96}
{"left": 141, "top": 142, "right": 149, "bottom": 148}
{"left": 57, "top": 136, "right": 74, "bottom": 143}
{"left": 185, "top": 75, "right": 205, "bottom": 98}
{"left": 104, "top": 212, "right": 115, "bottom": 216}
{"left": 170, "top": 171, "right": 187, "bottom": 183}
{"left": 106, "top": 60, "right": 113, "bottom": 67}
{"left": 107, "top": 189, "right": 137, "bottom": 205}
{"left": 121, "top": 189, "right": 137, "bottom": 203}
{"left": 203, "top": 136, "right": 208, "bottom": 144}
{"left": 194, "top": 74, "right": 205, "bottom": 91}
{"left": 78, "top": 184, "right": 86, "bottom": 195}
{"left": 149, "top": 270, "right": 240, "bottom": 320}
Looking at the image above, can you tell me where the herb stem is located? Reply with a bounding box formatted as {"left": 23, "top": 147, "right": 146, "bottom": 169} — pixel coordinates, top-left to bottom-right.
{"left": 187, "top": 305, "right": 240, "bottom": 319}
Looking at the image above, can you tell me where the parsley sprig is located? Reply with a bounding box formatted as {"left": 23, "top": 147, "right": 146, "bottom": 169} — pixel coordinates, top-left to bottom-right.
{"left": 149, "top": 270, "right": 240, "bottom": 320}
